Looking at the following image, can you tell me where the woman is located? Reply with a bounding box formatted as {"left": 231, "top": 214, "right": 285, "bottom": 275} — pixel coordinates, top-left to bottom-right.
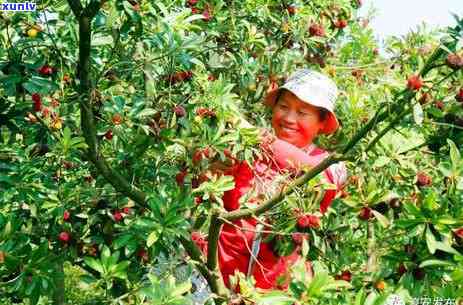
{"left": 193, "top": 69, "right": 347, "bottom": 291}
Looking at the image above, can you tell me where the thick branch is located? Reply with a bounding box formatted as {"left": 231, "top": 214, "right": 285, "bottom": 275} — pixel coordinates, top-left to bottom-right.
{"left": 67, "top": 0, "right": 83, "bottom": 16}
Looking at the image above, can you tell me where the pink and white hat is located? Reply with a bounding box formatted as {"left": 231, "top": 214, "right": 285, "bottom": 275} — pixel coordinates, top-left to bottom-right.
{"left": 264, "top": 69, "right": 340, "bottom": 134}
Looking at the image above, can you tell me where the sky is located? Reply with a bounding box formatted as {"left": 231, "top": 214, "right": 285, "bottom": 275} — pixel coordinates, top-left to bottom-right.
{"left": 358, "top": 0, "right": 463, "bottom": 42}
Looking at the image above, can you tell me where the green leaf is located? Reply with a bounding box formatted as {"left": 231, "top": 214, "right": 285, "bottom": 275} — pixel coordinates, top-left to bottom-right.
{"left": 256, "top": 291, "right": 296, "bottom": 305}
{"left": 23, "top": 76, "right": 58, "bottom": 95}
{"left": 434, "top": 241, "right": 461, "bottom": 256}
{"left": 372, "top": 156, "right": 390, "bottom": 168}
{"left": 92, "top": 33, "right": 114, "bottom": 46}
{"left": 447, "top": 139, "right": 461, "bottom": 174}
{"left": 371, "top": 210, "right": 390, "bottom": 228}
{"left": 83, "top": 257, "right": 104, "bottom": 274}
{"left": 147, "top": 231, "right": 159, "bottom": 247}
{"left": 419, "top": 259, "right": 455, "bottom": 268}
{"left": 425, "top": 225, "right": 437, "bottom": 254}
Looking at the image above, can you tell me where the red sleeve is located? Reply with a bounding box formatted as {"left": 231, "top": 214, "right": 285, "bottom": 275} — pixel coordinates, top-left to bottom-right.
{"left": 222, "top": 161, "right": 254, "bottom": 211}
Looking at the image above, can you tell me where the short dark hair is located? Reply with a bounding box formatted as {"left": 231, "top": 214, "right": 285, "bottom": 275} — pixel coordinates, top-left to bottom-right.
{"left": 275, "top": 89, "right": 329, "bottom": 122}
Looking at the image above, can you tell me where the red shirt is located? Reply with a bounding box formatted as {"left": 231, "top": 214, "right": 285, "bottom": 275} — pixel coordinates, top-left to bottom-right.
{"left": 193, "top": 140, "right": 347, "bottom": 290}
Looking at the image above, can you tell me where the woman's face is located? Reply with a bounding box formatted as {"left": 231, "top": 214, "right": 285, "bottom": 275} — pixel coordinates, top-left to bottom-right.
{"left": 271, "top": 90, "right": 325, "bottom": 148}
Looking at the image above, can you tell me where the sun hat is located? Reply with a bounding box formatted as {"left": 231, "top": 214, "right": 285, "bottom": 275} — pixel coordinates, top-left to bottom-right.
{"left": 264, "top": 69, "right": 339, "bottom": 134}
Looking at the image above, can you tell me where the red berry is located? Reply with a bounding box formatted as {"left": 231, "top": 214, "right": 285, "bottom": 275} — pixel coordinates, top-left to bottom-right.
{"left": 202, "top": 9, "right": 212, "bottom": 21}
{"left": 297, "top": 214, "right": 320, "bottom": 229}
{"left": 435, "top": 100, "right": 444, "bottom": 110}
{"left": 334, "top": 19, "right": 348, "bottom": 29}
{"left": 38, "top": 65, "right": 54, "bottom": 76}
{"left": 174, "top": 105, "right": 186, "bottom": 117}
{"left": 196, "top": 107, "right": 216, "bottom": 118}
{"left": 123, "top": 207, "right": 130, "bottom": 214}
{"left": 104, "top": 129, "right": 113, "bottom": 140}
{"left": 297, "top": 215, "right": 310, "bottom": 229}
{"left": 191, "top": 177, "right": 200, "bottom": 189}
{"left": 412, "top": 267, "right": 425, "bottom": 280}
{"left": 113, "top": 210, "right": 123, "bottom": 222}
{"left": 191, "top": 7, "right": 199, "bottom": 14}
{"left": 187, "top": 0, "right": 198, "bottom": 6}
{"left": 194, "top": 196, "right": 202, "bottom": 205}
{"left": 192, "top": 149, "right": 203, "bottom": 165}
{"left": 59, "top": 231, "right": 70, "bottom": 243}
{"left": 287, "top": 5, "right": 297, "bottom": 15}
{"left": 397, "top": 263, "right": 407, "bottom": 276}
{"left": 63, "top": 210, "right": 70, "bottom": 221}
{"left": 112, "top": 113, "right": 122, "bottom": 125}
{"left": 31, "top": 93, "right": 42, "bottom": 111}
{"left": 416, "top": 171, "right": 432, "bottom": 187}
{"left": 336, "top": 270, "right": 352, "bottom": 282}
{"left": 455, "top": 88, "right": 463, "bottom": 103}
{"left": 454, "top": 228, "right": 463, "bottom": 239}
{"left": 309, "top": 23, "right": 325, "bottom": 37}
{"left": 407, "top": 75, "right": 423, "bottom": 91}
{"left": 176, "top": 170, "right": 188, "bottom": 185}
{"left": 358, "top": 207, "right": 373, "bottom": 221}
{"left": 207, "top": 74, "right": 216, "bottom": 81}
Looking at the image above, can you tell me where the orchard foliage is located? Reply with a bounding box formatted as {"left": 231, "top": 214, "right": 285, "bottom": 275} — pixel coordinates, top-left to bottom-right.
{"left": 0, "top": 0, "right": 463, "bottom": 304}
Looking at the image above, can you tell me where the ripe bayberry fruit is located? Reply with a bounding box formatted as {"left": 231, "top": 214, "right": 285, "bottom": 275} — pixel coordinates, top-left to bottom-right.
{"left": 309, "top": 23, "right": 325, "bottom": 37}
{"left": 38, "top": 65, "right": 54, "bottom": 76}
{"left": 113, "top": 210, "right": 123, "bottom": 222}
{"left": 358, "top": 207, "right": 373, "bottom": 220}
{"left": 104, "top": 129, "right": 113, "bottom": 140}
{"left": 123, "top": 207, "right": 130, "bottom": 214}
{"left": 63, "top": 210, "right": 70, "bottom": 221}
{"left": 287, "top": 5, "right": 297, "bottom": 15}
{"left": 455, "top": 88, "right": 463, "bottom": 103}
{"left": 412, "top": 267, "right": 425, "bottom": 280}
{"left": 196, "top": 107, "right": 216, "bottom": 118}
{"left": 335, "top": 270, "right": 352, "bottom": 282}
{"left": 176, "top": 170, "right": 188, "bottom": 185}
{"left": 397, "top": 263, "right": 407, "bottom": 275}
{"left": 446, "top": 53, "right": 463, "bottom": 70}
{"left": 416, "top": 171, "right": 432, "bottom": 187}
{"left": 137, "top": 248, "right": 149, "bottom": 263}
{"left": 202, "top": 9, "right": 212, "bottom": 21}
{"left": 454, "top": 228, "right": 463, "bottom": 239}
{"left": 187, "top": 0, "right": 198, "bottom": 6}
{"left": 32, "top": 93, "right": 42, "bottom": 112}
{"left": 407, "top": 75, "right": 423, "bottom": 91}
{"left": 297, "top": 214, "right": 320, "bottom": 229}
{"left": 334, "top": 19, "right": 348, "bottom": 29}
{"left": 435, "top": 100, "right": 444, "bottom": 110}
{"left": 194, "top": 196, "right": 202, "bottom": 205}
{"left": 192, "top": 149, "right": 203, "bottom": 165}
{"left": 59, "top": 231, "right": 70, "bottom": 243}
{"left": 174, "top": 105, "right": 186, "bottom": 117}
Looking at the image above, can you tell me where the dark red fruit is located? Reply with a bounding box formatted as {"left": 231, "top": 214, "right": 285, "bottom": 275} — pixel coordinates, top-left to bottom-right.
{"left": 335, "top": 270, "right": 352, "bottom": 282}
{"left": 412, "top": 267, "right": 425, "bottom": 280}
{"left": 32, "top": 93, "right": 42, "bottom": 112}
{"left": 191, "top": 7, "right": 199, "bottom": 14}
{"left": 334, "top": 19, "right": 348, "bottom": 29}
{"left": 63, "top": 210, "right": 70, "bottom": 221}
{"left": 407, "top": 75, "right": 423, "bottom": 91}
{"left": 113, "top": 210, "right": 123, "bottom": 222}
{"left": 187, "top": 0, "right": 198, "bottom": 6}
{"left": 123, "top": 207, "right": 130, "bottom": 214}
{"left": 287, "top": 5, "right": 297, "bottom": 15}
{"left": 176, "top": 170, "right": 188, "bottom": 185}
{"left": 446, "top": 53, "right": 463, "bottom": 70}
{"left": 207, "top": 74, "right": 216, "bottom": 81}
{"left": 192, "top": 149, "right": 203, "bottom": 165}
{"left": 435, "top": 100, "right": 444, "bottom": 110}
{"left": 309, "top": 23, "right": 325, "bottom": 37}
{"left": 454, "top": 228, "right": 463, "bottom": 239}
{"left": 297, "top": 214, "right": 320, "bottom": 229}
{"left": 455, "top": 88, "right": 463, "bottom": 103}
{"left": 358, "top": 207, "right": 373, "bottom": 220}
{"left": 194, "top": 196, "right": 202, "bottom": 205}
{"left": 38, "top": 64, "right": 54, "bottom": 76}
{"left": 202, "top": 9, "right": 212, "bottom": 21}
{"left": 137, "top": 248, "right": 149, "bottom": 263}
{"left": 59, "top": 231, "right": 70, "bottom": 243}
{"left": 104, "top": 129, "right": 113, "bottom": 140}
{"left": 397, "top": 263, "right": 407, "bottom": 276}
{"left": 174, "top": 105, "right": 186, "bottom": 117}
{"left": 416, "top": 172, "right": 432, "bottom": 187}
{"left": 196, "top": 107, "right": 216, "bottom": 118}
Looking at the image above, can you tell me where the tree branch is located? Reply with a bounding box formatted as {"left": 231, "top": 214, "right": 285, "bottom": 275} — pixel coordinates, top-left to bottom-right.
{"left": 67, "top": 0, "right": 83, "bottom": 16}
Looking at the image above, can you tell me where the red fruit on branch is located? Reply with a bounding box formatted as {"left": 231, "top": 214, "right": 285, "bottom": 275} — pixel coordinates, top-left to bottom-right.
{"left": 191, "top": 7, "right": 199, "bottom": 14}
{"left": 455, "top": 88, "right": 463, "bottom": 103}
{"left": 194, "top": 196, "right": 202, "bottom": 205}
{"left": 416, "top": 171, "right": 432, "bottom": 187}
{"left": 454, "top": 228, "right": 463, "bottom": 239}
{"left": 63, "top": 210, "right": 70, "bottom": 221}
{"left": 104, "top": 129, "right": 113, "bottom": 140}
{"left": 202, "top": 9, "right": 212, "bottom": 21}
{"left": 113, "top": 210, "right": 123, "bottom": 222}
{"left": 187, "top": 0, "right": 198, "bottom": 6}
{"left": 32, "top": 93, "right": 42, "bottom": 112}
{"left": 309, "top": 23, "right": 325, "bottom": 37}
{"left": 38, "top": 64, "right": 54, "bottom": 76}
{"left": 287, "top": 5, "right": 297, "bottom": 15}
{"left": 123, "top": 207, "right": 130, "bottom": 214}
{"left": 435, "top": 100, "right": 444, "bottom": 110}
{"left": 137, "top": 248, "right": 149, "bottom": 263}
{"left": 59, "top": 231, "right": 70, "bottom": 243}
{"left": 446, "top": 53, "right": 463, "bottom": 70}
{"left": 334, "top": 19, "right": 348, "bottom": 29}
{"left": 192, "top": 149, "right": 203, "bottom": 165}
{"left": 174, "top": 105, "right": 186, "bottom": 117}
{"left": 358, "top": 207, "right": 373, "bottom": 221}
{"left": 297, "top": 214, "right": 320, "bottom": 229}
{"left": 407, "top": 75, "right": 423, "bottom": 91}
{"left": 335, "top": 270, "right": 352, "bottom": 282}
{"left": 196, "top": 107, "right": 216, "bottom": 118}
{"left": 176, "top": 170, "right": 188, "bottom": 185}
{"left": 397, "top": 263, "right": 407, "bottom": 276}
{"left": 112, "top": 113, "right": 123, "bottom": 125}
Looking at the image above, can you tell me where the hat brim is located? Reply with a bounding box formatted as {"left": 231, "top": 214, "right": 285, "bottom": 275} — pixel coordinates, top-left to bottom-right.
{"left": 264, "top": 88, "right": 339, "bottom": 134}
